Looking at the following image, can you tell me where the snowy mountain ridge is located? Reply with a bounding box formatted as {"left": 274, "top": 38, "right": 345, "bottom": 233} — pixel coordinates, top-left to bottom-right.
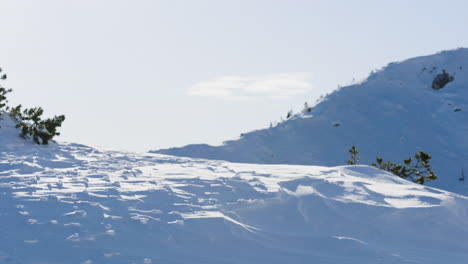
{"left": 1, "top": 114, "right": 468, "bottom": 263}
{"left": 153, "top": 48, "right": 468, "bottom": 194}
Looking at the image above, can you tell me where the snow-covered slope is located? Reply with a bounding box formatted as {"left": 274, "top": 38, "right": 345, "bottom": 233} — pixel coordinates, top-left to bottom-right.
{"left": 153, "top": 48, "right": 468, "bottom": 193}
{"left": 1, "top": 116, "right": 468, "bottom": 263}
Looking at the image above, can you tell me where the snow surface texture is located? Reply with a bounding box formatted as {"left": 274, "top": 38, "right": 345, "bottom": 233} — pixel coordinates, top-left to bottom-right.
{"left": 1, "top": 115, "right": 468, "bottom": 263}
{"left": 154, "top": 48, "right": 468, "bottom": 194}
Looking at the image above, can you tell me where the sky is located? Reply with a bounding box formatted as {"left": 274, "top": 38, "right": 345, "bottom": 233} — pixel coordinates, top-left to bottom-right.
{"left": 0, "top": 0, "right": 467, "bottom": 152}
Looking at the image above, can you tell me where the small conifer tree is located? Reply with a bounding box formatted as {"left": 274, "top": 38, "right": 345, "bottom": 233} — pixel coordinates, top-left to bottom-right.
{"left": 0, "top": 70, "right": 12, "bottom": 112}
{"left": 372, "top": 151, "right": 437, "bottom": 185}
{"left": 0, "top": 66, "right": 66, "bottom": 145}
{"left": 12, "top": 105, "right": 65, "bottom": 145}
{"left": 346, "top": 145, "right": 359, "bottom": 165}
{"left": 345, "top": 146, "right": 437, "bottom": 185}
{"left": 303, "top": 102, "right": 312, "bottom": 113}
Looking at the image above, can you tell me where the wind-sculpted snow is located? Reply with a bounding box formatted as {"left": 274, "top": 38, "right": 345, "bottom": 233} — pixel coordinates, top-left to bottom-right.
{"left": 1, "top": 140, "right": 468, "bottom": 263}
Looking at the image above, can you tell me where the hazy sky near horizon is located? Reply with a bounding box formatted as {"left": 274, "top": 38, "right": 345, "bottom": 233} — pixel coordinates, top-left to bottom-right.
{"left": 1, "top": 0, "right": 467, "bottom": 152}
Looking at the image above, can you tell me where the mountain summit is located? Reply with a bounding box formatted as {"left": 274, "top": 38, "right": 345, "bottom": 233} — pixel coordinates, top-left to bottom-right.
{"left": 153, "top": 48, "right": 468, "bottom": 193}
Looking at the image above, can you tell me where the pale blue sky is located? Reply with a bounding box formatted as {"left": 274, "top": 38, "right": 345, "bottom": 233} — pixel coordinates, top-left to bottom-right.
{"left": 0, "top": 0, "right": 467, "bottom": 151}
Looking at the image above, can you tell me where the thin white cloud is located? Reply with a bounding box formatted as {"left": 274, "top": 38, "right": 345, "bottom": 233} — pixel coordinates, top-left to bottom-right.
{"left": 187, "top": 73, "right": 313, "bottom": 100}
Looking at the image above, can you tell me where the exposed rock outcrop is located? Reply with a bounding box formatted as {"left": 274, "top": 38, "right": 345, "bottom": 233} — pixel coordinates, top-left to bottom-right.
{"left": 432, "top": 69, "right": 454, "bottom": 89}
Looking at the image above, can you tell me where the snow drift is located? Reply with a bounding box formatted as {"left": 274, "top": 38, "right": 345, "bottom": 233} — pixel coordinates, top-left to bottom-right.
{"left": 1, "top": 115, "right": 468, "bottom": 263}
{"left": 153, "top": 48, "right": 468, "bottom": 193}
